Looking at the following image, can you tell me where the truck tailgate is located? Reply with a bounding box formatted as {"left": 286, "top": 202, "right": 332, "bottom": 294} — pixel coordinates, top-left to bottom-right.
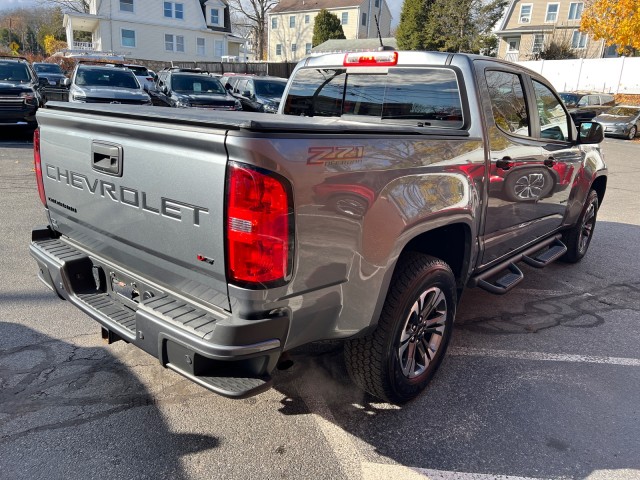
{"left": 37, "top": 106, "right": 230, "bottom": 311}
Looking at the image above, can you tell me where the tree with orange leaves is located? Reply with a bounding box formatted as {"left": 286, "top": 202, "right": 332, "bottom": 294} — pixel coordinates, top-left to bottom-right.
{"left": 580, "top": 0, "right": 640, "bottom": 55}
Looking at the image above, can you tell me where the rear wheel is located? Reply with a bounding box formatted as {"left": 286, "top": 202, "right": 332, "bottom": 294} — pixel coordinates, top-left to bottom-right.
{"left": 561, "top": 189, "right": 599, "bottom": 263}
{"left": 344, "top": 253, "right": 456, "bottom": 403}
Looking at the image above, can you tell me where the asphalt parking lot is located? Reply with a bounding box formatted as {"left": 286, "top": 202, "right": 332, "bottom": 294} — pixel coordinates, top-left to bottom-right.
{"left": 0, "top": 127, "right": 639, "bottom": 480}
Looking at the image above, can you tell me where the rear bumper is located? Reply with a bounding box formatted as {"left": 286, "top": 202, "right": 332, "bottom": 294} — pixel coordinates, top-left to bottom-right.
{"left": 30, "top": 226, "right": 288, "bottom": 398}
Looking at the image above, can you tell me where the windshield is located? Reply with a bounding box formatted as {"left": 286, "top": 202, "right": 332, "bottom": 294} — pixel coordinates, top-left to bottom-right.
{"left": 604, "top": 106, "right": 640, "bottom": 117}
{"left": 255, "top": 80, "right": 286, "bottom": 97}
{"left": 0, "top": 62, "right": 32, "bottom": 83}
{"left": 127, "top": 65, "right": 149, "bottom": 76}
{"left": 559, "top": 93, "right": 579, "bottom": 106}
{"left": 283, "top": 67, "right": 464, "bottom": 128}
{"left": 34, "top": 64, "right": 63, "bottom": 74}
{"left": 171, "top": 75, "right": 226, "bottom": 94}
{"left": 75, "top": 68, "right": 140, "bottom": 89}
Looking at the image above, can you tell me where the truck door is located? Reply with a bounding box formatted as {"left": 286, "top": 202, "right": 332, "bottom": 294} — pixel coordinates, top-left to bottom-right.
{"left": 477, "top": 64, "right": 578, "bottom": 266}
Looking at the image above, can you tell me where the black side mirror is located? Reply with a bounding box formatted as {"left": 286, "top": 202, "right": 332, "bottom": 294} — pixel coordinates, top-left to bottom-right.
{"left": 578, "top": 121, "right": 604, "bottom": 144}
{"left": 38, "top": 77, "right": 49, "bottom": 87}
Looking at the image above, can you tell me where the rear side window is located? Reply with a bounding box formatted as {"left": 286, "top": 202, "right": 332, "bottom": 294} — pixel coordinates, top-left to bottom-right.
{"left": 283, "top": 67, "right": 464, "bottom": 128}
{"left": 485, "top": 70, "right": 530, "bottom": 137}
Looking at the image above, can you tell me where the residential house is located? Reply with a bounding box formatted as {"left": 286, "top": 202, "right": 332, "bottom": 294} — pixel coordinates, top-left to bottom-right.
{"left": 495, "top": 0, "right": 614, "bottom": 62}
{"left": 63, "top": 0, "right": 245, "bottom": 63}
{"left": 267, "top": 0, "right": 392, "bottom": 62}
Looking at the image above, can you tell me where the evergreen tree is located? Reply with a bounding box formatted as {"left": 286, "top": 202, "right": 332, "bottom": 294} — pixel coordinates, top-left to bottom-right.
{"left": 312, "top": 9, "right": 345, "bottom": 47}
{"left": 396, "top": 0, "right": 433, "bottom": 50}
{"left": 396, "top": 0, "right": 507, "bottom": 53}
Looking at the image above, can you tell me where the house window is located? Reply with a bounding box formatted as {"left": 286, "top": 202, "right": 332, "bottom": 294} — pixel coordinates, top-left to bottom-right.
{"left": 289, "top": 16, "right": 295, "bottom": 27}
{"left": 121, "top": 29, "right": 135, "bottom": 47}
{"left": 361, "top": 12, "right": 367, "bottom": 26}
{"left": 164, "top": 2, "right": 183, "bottom": 19}
{"left": 532, "top": 33, "right": 544, "bottom": 53}
{"left": 306, "top": 43, "right": 312, "bottom": 54}
{"left": 214, "top": 40, "right": 224, "bottom": 57}
{"left": 272, "top": 17, "right": 277, "bottom": 29}
{"left": 341, "top": 12, "right": 348, "bottom": 24}
{"left": 568, "top": 2, "right": 584, "bottom": 20}
{"left": 519, "top": 4, "right": 532, "bottom": 23}
{"left": 276, "top": 44, "right": 282, "bottom": 56}
{"left": 291, "top": 43, "right": 297, "bottom": 53}
{"left": 305, "top": 15, "right": 310, "bottom": 24}
{"left": 545, "top": 3, "right": 559, "bottom": 22}
{"left": 571, "top": 30, "right": 587, "bottom": 48}
{"left": 375, "top": 0, "right": 379, "bottom": 7}
{"left": 197, "top": 37, "right": 205, "bottom": 55}
{"left": 507, "top": 37, "right": 520, "bottom": 52}
{"left": 120, "top": 0, "right": 133, "bottom": 12}
{"left": 165, "top": 34, "right": 184, "bottom": 52}
{"left": 211, "top": 9, "right": 220, "bottom": 25}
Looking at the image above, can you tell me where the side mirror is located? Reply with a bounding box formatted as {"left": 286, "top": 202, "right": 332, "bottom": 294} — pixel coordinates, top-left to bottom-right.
{"left": 38, "top": 77, "right": 50, "bottom": 87}
{"left": 62, "top": 78, "right": 71, "bottom": 87}
{"left": 161, "top": 85, "right": 169, "bottom": 94}
{"left": 578, "top": 121, "right": 604, "bottom": 144}
{"left": 242, "top": 90, "right": 251, "bottom": 97}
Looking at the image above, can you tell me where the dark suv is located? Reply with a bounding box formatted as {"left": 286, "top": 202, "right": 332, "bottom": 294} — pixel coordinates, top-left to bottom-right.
{"left": 230, "top": 76, "right": 287, "bottom": 113}
{"left": 559, "top": 92, "right": 616, "bottom": 123}
{"left": 0, "top": 56, "right": 46, "bottom": 128}
{"left": 154, "top": 68, "right": 241, "bottom": 110}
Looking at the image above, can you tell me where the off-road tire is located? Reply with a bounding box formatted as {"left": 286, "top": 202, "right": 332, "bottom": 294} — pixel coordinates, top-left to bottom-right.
{"left": 344, "top": 253, "right": 456, "bottom": 403}
{"left": 561, "top": 189, "right": 599, "bottom": 263}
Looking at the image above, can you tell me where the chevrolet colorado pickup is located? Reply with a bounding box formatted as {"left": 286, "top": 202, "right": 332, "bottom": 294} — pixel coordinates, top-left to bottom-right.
{"left": 30, "top": 51, "right": 607, "bottom": 403}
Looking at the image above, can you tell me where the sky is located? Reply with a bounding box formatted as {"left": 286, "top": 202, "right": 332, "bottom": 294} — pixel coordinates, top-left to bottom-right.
{"left": 0, "top": 0, "right": 405, "bottom": 27}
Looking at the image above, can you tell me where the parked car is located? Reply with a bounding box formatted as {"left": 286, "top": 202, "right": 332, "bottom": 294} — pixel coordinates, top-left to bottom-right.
{"left": 154, "top": 67, "right": 241, "bottom": 110}
{"left": 123, "top": 64, "right": 156, "bottom": 90}
{"left": 559, "top": 92, "right": 616, "bottom": 123}
{"left": 32, "top": 63, "right": 67, "bottom": 88}
{"left": 64, "top": 63, "right": 152, "bottom": 105}
{"left": 593, "top": 105, "right": 640, "bottom": 140}
{"left": 0, "top": 56, "right": 46, "bottom": 128}
{"left": 230, "top": 76, "right": 287, "bottom": 113}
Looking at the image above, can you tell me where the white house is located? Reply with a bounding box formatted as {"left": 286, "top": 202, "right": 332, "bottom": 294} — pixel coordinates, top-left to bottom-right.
{"left": 267, "top": 0, "right": 392, "bottom": 62}
{"left": 63, "top": 0, "right": 245, "bottom": 63}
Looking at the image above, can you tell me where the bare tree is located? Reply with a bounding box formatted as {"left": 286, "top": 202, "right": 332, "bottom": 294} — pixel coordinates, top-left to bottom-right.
{"left": 36, "top": 0, "right": 90, "bottom": 14}
{"left": 227, "top": 0, "right": 278, "bottom": 61}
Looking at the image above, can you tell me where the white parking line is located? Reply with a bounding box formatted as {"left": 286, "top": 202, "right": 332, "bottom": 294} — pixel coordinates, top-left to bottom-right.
{"left": 449, "top": 347, "right": 640, "bottom": 367}
{"left": 362, "top": 463, "right": 546, "bottom": 480}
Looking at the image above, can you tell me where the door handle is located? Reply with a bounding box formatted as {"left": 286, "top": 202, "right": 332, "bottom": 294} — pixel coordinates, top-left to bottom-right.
{"left": 544, "top": 157, "right": 556, "bottom": 168}
{"left": 495, "top": 157, "right": 514, "bottom": 170}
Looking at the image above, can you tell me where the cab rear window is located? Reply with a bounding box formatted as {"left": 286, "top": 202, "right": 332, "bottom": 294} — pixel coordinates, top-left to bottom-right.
{"left": 283, "top": 67, "right": 464, "bottom": 128}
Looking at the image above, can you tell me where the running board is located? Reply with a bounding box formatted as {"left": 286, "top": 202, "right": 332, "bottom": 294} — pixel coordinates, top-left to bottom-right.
{"left": 471, "top": 234, "right": 565, "bottom": 295}
{"left": 522, "top": 239, "right": 567, "bottom": 268}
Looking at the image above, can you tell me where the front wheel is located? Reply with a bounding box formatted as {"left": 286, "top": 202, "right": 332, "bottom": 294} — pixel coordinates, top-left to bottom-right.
{"left": 627, "top": 126, "right": 637, "bottom": 140}
{"left": 561, "top": 189, "right": 599, "bottom": 263}
{"left": 344, "top": 253, "right": 456, "bottom": 403}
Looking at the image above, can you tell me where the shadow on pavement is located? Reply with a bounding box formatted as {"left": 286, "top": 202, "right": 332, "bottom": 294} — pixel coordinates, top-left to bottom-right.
{"left": 0, "top": 322, "right": 219, "bottom": 479}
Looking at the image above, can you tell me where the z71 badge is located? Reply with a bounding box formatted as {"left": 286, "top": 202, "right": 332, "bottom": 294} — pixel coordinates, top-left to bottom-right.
{"left": 307, "top": 146, "right": 364, "bottom": 165}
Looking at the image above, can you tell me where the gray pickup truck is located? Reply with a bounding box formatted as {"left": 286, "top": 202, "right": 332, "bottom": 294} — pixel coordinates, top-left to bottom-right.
{"left": 30, "top": 51, "right": 607, "bottom": 403}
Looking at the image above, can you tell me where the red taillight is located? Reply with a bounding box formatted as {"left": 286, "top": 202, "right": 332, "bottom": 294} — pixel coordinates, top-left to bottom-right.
{"left": 33, "top": 128, "right": 47, "bottom": 207}
{"left": 343, "top": 51, "right": 398, "bottom": 67}
{"left": 226, "top": 163, "right": 292, "bottom": 286}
